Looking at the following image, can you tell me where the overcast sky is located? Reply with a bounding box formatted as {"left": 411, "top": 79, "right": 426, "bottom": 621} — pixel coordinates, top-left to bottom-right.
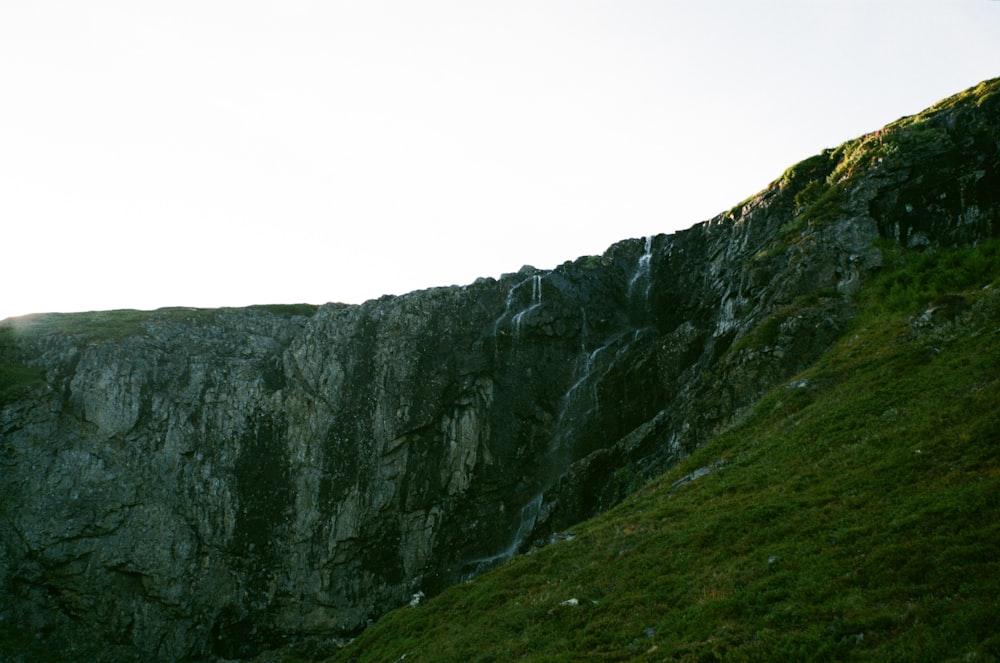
{"left": 2, "top": 1, "right": 998, "bottom": 320}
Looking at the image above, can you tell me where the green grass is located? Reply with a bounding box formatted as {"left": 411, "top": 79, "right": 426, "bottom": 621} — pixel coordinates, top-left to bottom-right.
{"left": 328, "top": 241, "right": 1000, "bottom": 662}
{"left": 863, "top": 239, "right": 1000, "bottom": 315}
{"left": 2, "top": 308, "right": 219, "bottom": 343}
{"left": 0, "top": 359, "right": 45, "bottom": 405}
{"left": 2, "top": 303, "right": 319, "bottom": 345}
{"left": 0, "top": 325, "right": 46, "bottom": 404}
{"left": 762, "top": 77, "right": 1000, "bottom": 257}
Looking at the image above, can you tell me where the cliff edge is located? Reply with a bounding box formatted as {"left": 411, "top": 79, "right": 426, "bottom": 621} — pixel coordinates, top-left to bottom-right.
{"left": 1, "top": 78, "right": 998, "bottom": 661}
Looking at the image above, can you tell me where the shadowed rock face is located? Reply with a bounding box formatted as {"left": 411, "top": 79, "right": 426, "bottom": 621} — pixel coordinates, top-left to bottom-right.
{"left": 1, "top": 79, "right": 998, "bottom": 660}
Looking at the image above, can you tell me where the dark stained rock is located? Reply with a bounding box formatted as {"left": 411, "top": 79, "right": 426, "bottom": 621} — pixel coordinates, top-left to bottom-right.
{"left": 1, "top": 78, "right": 998, "bottom": 661}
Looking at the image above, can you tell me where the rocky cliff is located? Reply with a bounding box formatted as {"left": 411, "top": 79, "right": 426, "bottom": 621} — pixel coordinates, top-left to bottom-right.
{"left": 2, "top": 78, "right": 998, "bottom": 661}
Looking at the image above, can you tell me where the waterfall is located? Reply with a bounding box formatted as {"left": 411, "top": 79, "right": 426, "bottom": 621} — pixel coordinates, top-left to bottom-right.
{"left": 548, "top": 338, "right": 622, "bottom": 456}
{"left": 564, "top": 344, "right": 607, "bottom": 405}
{"left": 491, "top": 274, "right": 545, "bottom": 359}
{"left": 628, "top": 235, "right": 654, "bottom": 303}
{"left": 463, "top": 493, "right": 544, "bottom": 578}
{"left": 550, "top": 325, "right": 657, "bottom": 459}
{"left": 715, "top": 292, "right": 748, "bottom": 336}
{"left": 511, "top": 274, "right": 543, "bottom": 339}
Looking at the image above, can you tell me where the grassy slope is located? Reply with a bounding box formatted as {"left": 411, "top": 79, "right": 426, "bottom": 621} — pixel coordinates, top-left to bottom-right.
{"left": 4, "top": 78, "right": 997, "bottom": 663}
{"left": 328, "top": 242, "right": 1000, "bottom": 661}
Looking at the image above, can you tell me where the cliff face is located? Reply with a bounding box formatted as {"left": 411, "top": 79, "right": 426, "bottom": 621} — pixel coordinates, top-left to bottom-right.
{"left": 2, "top": 79, "right": 998, "bottom": 661}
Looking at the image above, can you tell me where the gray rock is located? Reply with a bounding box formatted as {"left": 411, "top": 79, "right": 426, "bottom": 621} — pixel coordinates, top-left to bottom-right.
{"left": 2, "top": 81, "right": 998, "bottom": 661}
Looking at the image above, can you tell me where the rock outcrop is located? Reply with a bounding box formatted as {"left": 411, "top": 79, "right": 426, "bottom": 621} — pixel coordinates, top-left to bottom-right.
{"left": 2, "top": 78, "right": 998, "bottom": 661}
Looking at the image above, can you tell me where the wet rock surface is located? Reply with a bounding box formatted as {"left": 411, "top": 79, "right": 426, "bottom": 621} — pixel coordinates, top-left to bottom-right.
{"left": 1, "top": 80, "right": 998, "bottom": 660}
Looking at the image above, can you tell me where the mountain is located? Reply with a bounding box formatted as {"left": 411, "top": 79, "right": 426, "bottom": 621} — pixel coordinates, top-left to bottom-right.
{"left": 334, "top": 236, "right": 1000, "bottom": 662}
{"left": 2, "top": 77, "right": 999, "bottom": 662}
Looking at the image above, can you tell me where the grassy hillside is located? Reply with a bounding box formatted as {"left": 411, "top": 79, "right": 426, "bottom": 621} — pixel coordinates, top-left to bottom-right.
{"left": 317, "top": 240, "right": 1000, "bottom": 661}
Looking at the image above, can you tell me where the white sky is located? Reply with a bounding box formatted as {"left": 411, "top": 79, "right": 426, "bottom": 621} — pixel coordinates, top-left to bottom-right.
{"left": 2, "top": 1, "right": 998, "bottom": 320}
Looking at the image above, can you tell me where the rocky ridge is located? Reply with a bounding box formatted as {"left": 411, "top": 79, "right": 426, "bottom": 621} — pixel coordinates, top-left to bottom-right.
{"left": 1, "top": 78, "right": 998, "bottom": 661}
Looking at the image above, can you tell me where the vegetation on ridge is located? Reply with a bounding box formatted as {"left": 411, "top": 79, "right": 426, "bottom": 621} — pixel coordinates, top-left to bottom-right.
{"left": 763, "top": 76, "right": 1000, "bottom": 253}
{"left": 3, "top": 77, "right": 998, "bottom": 662}
{"left": 318, "top": 240, "right": 1000, "bottom": 661}
{"left": 0, "top": 325, "right": 45, "bottom": 405}
{"left": 0, "top": 304, "right": 321, "bottom": 405}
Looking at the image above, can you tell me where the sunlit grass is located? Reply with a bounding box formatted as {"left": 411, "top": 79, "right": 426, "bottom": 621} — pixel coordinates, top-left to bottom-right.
{"left": 332, "top": 241, "right": 1000, "bottom": 662}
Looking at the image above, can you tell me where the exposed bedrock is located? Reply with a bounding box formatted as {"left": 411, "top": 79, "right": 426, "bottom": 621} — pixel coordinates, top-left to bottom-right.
{"left": 1, "top": 80, "right": 998, "bottom": 660}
